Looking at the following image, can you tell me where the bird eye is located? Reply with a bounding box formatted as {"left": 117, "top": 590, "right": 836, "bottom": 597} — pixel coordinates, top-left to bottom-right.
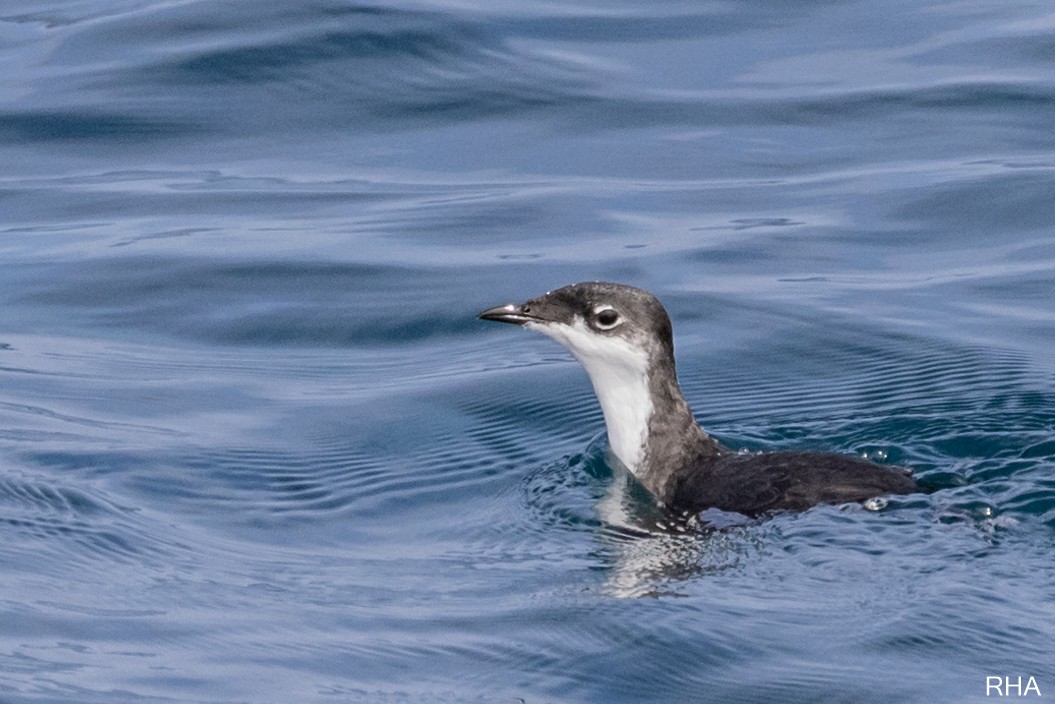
{"left": 593, "top": 307, "right": 620, "bottom": 330}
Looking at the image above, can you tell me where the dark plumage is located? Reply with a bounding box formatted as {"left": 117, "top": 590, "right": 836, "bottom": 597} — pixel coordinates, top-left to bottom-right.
{"left": 480, "top": 282, "right": 918, "bottom": 516}
{"left": 667, "top": 449, "right": 916, "bottom": 516}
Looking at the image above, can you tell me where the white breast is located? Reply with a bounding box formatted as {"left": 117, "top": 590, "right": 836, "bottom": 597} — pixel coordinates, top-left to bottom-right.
{"left": 527, "top": 318, "right": 653, "bottom": 477}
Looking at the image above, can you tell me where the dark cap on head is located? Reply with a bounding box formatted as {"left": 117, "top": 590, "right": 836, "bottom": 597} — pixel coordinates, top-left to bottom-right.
{"left": 479, "top": 281, "right": 675, "bottom": 355}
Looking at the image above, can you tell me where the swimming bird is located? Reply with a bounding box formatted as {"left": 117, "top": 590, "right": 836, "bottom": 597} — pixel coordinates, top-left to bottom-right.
{"left": 479, "top": 282, "right": 917, "bottom": 516}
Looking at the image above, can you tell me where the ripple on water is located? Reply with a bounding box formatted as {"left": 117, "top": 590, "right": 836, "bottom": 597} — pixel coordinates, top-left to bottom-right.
{"left": 29, "top": 0, "right": 606, "bottom": 140}
{"left": 0, "top": 469, "right": 188, "bottom": 578}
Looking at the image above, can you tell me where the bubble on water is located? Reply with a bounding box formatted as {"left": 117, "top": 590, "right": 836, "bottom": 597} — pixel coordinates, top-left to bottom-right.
{"left": 863, "top": 497, "right": 888, "bottom": 512}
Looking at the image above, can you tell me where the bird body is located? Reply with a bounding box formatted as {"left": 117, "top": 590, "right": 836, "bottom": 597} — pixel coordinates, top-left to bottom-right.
{"left": 480, "top": 282, "right": 917, "bottom": 516}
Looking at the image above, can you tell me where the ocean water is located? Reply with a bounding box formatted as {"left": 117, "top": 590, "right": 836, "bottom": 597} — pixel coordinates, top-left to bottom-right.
{"left": 2, "top": 0, "right": 1054, "bottom": 702}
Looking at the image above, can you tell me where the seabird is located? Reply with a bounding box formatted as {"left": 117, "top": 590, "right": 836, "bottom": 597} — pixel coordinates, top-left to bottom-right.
{"left": 479, "top": 281, "right": 917, "bottom": 516}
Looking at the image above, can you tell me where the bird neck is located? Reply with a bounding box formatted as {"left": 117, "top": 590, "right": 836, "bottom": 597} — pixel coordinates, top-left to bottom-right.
{"left": 639, "top": 361, "right": 718, "bottom": 503}
{"left": 585, "top": 356, "right": 654, "bottom": 479}
{"left": 582, "top": 343, "right": 715, "bottom": 503}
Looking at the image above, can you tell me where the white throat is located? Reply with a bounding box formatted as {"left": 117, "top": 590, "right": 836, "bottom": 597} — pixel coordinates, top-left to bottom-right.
{"left": 528, "top": 318, "right": 654, "bottom": 477}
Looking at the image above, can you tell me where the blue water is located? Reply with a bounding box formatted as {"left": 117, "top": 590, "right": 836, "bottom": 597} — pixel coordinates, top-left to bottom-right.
{"left": 2, "top": 1, "right": 1054, "bottom": 702}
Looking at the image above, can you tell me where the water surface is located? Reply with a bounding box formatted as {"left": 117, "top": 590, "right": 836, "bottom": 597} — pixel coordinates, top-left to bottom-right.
{"left": 2, "top": 1, "right": 1054, "bottom": 702}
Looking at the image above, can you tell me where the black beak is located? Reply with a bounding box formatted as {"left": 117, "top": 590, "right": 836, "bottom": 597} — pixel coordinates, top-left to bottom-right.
{"left": 478, "top": 303, "right": 533, "bottom": 325}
